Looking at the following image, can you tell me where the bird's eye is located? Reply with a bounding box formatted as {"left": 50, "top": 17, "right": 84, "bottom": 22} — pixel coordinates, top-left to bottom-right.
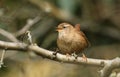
{"left": 63, "top": 26, "right": 66, "bottom": 28}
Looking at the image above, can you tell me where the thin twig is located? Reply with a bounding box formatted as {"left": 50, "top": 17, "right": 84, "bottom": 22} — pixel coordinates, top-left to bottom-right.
{"left": 15, "top": 16, "right": 41, "bottom": 37}
{"left": 0, "top": 28, "right": 18, "bottom": 42}
{"left": 0, "top": 49, "right": 6, "bottom": 68}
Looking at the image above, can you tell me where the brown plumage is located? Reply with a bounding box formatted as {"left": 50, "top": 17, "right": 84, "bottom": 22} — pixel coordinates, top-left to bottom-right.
{"left": 56, "top": 23, "right": 90, "bottom": 54}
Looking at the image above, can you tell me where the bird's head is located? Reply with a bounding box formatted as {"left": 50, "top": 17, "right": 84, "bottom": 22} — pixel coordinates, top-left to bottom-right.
{"left": 56, "top": 23, "right": 74, "bottom": 33}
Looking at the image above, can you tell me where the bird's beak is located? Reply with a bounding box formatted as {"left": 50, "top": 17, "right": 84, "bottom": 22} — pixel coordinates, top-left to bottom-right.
{"left": 56, "top": 27, "right": 62, "bottom": 31}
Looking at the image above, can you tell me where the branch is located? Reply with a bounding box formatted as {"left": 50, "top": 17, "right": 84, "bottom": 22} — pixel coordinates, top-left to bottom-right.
{"left": 0, "top": 40, "right": 120, "bottom": 77}
{"left": 0, "top": 16, "right": 41, "bottom": 42}
{"left": 0, "top": 28, "right": 18, "bottom": 42}
{"left": 15, "top": 16, "right": 41, "bottom": 37}
{"left": 100, "top": 57, "right": 120, "bottom": 77}
{"left": 0, "top": 40, "right": 107, "bottom": 66}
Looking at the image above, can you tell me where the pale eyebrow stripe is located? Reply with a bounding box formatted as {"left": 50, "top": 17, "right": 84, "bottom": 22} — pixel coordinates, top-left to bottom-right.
{"left": 64, "top": 24, "right": 70, "bottom": 27}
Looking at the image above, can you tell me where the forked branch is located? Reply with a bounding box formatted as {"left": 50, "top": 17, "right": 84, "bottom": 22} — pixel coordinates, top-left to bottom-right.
{"left": 0, "top": 40, "right": 119, "bottom": 77}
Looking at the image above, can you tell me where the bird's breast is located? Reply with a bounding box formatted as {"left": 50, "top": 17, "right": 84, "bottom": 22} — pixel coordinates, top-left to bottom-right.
{"left": 57, "top": 31, "right": 88, "bottom": 54}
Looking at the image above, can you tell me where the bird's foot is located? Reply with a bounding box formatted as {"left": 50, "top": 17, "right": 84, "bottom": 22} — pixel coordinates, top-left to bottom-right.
{"left": 66, "top": 53, "right": 71, "bottom": 57}
{"left": 82, "top": 53, "right": 87, "bottom": 62}
{"left": 65, "top": 53, "right": 72, "bottom": 60}
{"left": 52, "top": 51, "right": 58, "bottom": 59}
{"left": 72, "top": 52, "right": 78, "bottom": 59}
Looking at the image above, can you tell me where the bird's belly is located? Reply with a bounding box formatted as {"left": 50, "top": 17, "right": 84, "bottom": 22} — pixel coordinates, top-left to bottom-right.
{"left": 57, "top": 39, "right": 84, "bottom": 54}
{"left": 57, "top": 40, "right": 72, "bottom": 54}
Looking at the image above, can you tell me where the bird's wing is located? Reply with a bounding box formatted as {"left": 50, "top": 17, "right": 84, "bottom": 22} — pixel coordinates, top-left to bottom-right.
{"left": 78, "top": 31, "right": 91, "bottom": 48}
{"left": 75, "top": 24, "right": 90, "bottom": 47}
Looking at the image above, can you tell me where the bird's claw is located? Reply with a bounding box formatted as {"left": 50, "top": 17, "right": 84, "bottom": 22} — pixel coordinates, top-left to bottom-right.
{"left": 82, "top": 53, "right": 87, "bottom": 62}
{"left": 72, "top": 52, "right": 78, "bottom": 59}
{"left": 52, "top": 51, "right": 58, "bottom": 59}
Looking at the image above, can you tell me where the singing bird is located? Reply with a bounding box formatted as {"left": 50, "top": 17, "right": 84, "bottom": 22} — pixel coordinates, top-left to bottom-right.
{"left": 56, "top": 23, "right": 90, "bottom": 59}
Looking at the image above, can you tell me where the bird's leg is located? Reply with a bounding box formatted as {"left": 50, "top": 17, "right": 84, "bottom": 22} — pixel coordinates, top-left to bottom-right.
{"left": 82, "top": 53, "right": 87, "bottom": 62}
{"left": 53, "top": 51, "right": 58, "bottom": 56}
{"left": 72, "top": 52, "right": 78, "bottom": 59}
{"left": 52, "top": 48, "right": 59, "bottom": 59}
{"left": 66, "top": 53, "right": 71, "bottom": 57}
{"left": 65, "top": 53, "right": 72, "bottom": 60}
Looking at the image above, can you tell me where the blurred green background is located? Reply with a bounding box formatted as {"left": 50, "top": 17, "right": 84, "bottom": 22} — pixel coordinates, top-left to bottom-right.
{"left": 0, "top": 0, "right": 120, "bottom": 77}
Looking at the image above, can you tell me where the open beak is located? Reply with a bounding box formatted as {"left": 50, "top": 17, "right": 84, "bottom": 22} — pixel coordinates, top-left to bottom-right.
{"left": 56, "top": 27, "right": 63, "bottom": 31}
